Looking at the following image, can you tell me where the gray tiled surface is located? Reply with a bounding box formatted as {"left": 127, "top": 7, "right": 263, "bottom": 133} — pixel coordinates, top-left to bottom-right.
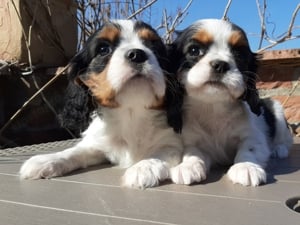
{"left": 0, "top": 138, "right": 299, "bottom": 225}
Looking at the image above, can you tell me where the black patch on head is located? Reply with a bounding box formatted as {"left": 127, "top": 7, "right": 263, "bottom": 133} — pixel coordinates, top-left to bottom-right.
{"left": 134, "top": 20, "right": 156, "bottom": 32}
{"left": 68, "top": 28, "right": 118, "bottom": 80}
{"left": 170, "top": 26, "right": 199, "bottom": 74}
{"left": 169, "top": 22, "right": 214, "bottom": 79}
{"left": 181, "top": 39, "right": 210, "bottom": 71}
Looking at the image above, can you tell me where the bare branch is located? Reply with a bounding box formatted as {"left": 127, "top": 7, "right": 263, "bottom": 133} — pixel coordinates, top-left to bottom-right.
{"left": 222, "top": 0, "right": 233, "bottom": 20}
{"left": 256, "top": 0, "right": 267, "bottom": 49}
{"left": 0, "top": 66, "right": 69, "bottom": 136}
{"left": 163, "top": 8, "right": 169, "bottom": 31}
{"left": 258, "top": 35, "right": 300, "bottom": 52}
{"left": 287, "top": 3, "right": 300, "bottom": 37}
{"left": 170, "top": 0, "right": 193, "bottom": 29}
{"left": 127, "top": 0, "right": 157, "bottom": 19}
{"left": 160, "top": 0, "right": 193, "bottom": 44}
{"left": 257, "top": 3, "right": 300, "bottom": 52}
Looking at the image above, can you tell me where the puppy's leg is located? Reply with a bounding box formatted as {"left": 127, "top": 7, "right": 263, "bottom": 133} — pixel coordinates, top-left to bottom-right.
{"left": 122, "top": 145, "right": 182, "bottom": 189}
{"left": 20, "top": 118, "right": 107, "bottom": 179}
{"left": 271, "top": 100, "right": 293, "bottom": 159}
{"left": 227, "top": 132, "right": 270, "bottom": 186}
{"left": 170, "top": 147, "right": 210, "bottom": 185}
{"left": 20, "top": 145, "right": 106, "bottom": 179}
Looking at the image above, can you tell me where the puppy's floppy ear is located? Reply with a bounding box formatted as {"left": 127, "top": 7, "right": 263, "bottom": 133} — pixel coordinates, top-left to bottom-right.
{"left": 243, "top": 52, "right": 261, "bottom": 116}
{"left": 59, "top": 49, "right": 95, "bottom": 136}
{"left": 164, "top": 43, "right": 184, "bottom": 133}
{"left": 164, "top": 72, "right": 184, "bottom": 133}
{"left": 161, "top": 44, "right": 184, "bottom": 133}
{"left": 165, "top": 42, "right": 184, "bottom": 74}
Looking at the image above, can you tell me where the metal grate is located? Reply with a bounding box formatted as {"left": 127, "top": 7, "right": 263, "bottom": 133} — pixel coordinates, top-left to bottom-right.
{"left": 0, "top": 139, "right": 80, "bottom": 157}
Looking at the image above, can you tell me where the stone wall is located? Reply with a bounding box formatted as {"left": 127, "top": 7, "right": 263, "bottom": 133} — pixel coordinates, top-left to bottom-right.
{"left": 0, "top": 0, "right": 77, "bottom": 148}
{"left": 257, "top": 49, "right": 300, "bottom": 135}
{"left": 0, "top": 0, "right": 77, "bottom": 66}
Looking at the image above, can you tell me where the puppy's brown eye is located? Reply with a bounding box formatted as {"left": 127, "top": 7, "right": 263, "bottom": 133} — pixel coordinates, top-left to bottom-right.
{"left": 98, "top": 45, "right": 111, "bottom": 56}
{"left": 188, "top": 45, "right": 204, "bottom": 57}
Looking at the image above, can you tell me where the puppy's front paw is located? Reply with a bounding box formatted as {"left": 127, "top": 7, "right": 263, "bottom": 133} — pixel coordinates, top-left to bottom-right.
{"left": 20, "top": 154, "right": 70, "bottom": 179}
{"left": 227, "top": 162, "right": 266, "bottom": 186}
{"left": 170, "top": 160, "right": 206, "bottom": 185}
{"left": 122, "top": 159, "right": 169, "bottom": 189}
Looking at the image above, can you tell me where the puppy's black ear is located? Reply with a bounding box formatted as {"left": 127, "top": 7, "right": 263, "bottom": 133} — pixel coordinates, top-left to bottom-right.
{"left": 243, "top": 52, "right": 261, "bottom": 116}
{"left": 165, "top": 43, "right": 182, "bottom": 74}
{"left": 164, "top": 43, "right": 185, "bottom": 133}
{"left": 158, "top": 43, "right": 182, "bottom": 133}
{"left": 59, "top": 81, "right": 93, "bottom": 136}
{"left": 59, "top": 50, "right": 95, "bottom": 136}
{"left": 244, "top": 87, "right": 261, "bottom": 116}
{"left": 165, "top": 73, "right": 184, "bottom": 133}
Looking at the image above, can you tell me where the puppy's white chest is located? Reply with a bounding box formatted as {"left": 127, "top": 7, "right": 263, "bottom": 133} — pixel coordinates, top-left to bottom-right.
{"left": 183, "top": 100, "right": 248, "bottom": 164}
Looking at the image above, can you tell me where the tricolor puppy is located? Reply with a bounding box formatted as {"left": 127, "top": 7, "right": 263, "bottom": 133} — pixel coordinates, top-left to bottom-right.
{"left": 169, "top": 19, "right": 293, "bottom": 186}
{"left": 20, "top": 20, "right": 184, "bottom": 189}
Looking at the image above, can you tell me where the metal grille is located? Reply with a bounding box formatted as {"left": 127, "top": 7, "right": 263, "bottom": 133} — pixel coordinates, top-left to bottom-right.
{"left": 0, "top": 139, "right": 80, "bottom": 157}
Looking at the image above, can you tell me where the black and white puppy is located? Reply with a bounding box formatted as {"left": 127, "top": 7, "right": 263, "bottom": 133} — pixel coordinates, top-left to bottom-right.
{"left": 169, "top": 19, "right": 293, "bottom": 186}
{"left": 20, "top": 20, "right": 184, "bottom": 189}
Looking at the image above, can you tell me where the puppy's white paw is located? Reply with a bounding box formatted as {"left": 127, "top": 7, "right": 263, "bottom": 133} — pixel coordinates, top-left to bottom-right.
{"left": 20, "top": 154, "right": 71, "bottom": 179}
{"left": 227, "top": 162, "right": 266, "bottom": 186}
{"left": 170, "top": 160, "right": 206, "bottom": 185}
{"left": 122, "top": 159, "right": 169, "bottom": 189}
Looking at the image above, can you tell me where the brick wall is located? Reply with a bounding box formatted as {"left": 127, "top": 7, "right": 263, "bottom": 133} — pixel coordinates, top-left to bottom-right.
{"left": 257, "top": 49, "right": 300, "bottom": 135}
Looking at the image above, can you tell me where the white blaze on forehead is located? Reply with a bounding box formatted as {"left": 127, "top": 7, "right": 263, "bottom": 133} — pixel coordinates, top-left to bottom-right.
{"left": 112, "top": 20, "right": 134, "bottom": 31}
{"left": 192, "top": 19, "right": 234, "bottom": 44}
{"left": 111, "top": 19, "right": 143, "bottom": 47}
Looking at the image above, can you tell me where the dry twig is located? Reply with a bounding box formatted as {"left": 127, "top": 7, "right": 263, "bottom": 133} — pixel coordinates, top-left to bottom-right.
{"left": 159, "top": 0, "right": 193, "bottom": 44}
{"left": 0, "top": 66, "right": 69, "bottom": 136}
{"left": 127, "top": 0, "right": 157, "bottom": 19}
{"left": 257, "top": 3, "right": 300, "bottom": 52}
{"left": 222, "top": 0, "right": 233, "bottom": 20}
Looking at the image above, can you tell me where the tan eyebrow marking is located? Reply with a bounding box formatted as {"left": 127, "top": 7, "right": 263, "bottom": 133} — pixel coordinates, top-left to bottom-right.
{"left": 229, "top": 31, "right": 249, "bottom": 47}
{"left": 97, "top": 25, "right": 121, "bottom": 43}
{"left": 138, "top": 28, "right": 161, "bottom": 41}
{"left": 192, "top": 30, "right": 214, "bottom": 45}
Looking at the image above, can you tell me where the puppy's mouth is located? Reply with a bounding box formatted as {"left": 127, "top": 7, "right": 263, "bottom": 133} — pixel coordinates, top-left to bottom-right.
{"left": 200, "top": 80, "right": 244, "bottom": 100}
{"left": 203, "top": 79, "right": 228, "bottom": 90}
{"left": 130, "top": 73, "right": 145, "bottom": 80}
{"left": 187, "top": 79, "right": 231, "bottom": 96}
{"left": 205, "top": 80, "right": 224, "bottom": 86}
{"left": 121, "top": 71, "right": 157, "bottom": 91}
{"left": 125, "top": 73, "right": 150, "bottom": 84}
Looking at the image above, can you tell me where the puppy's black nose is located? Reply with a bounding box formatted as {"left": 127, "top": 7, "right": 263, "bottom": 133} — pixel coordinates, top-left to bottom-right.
{"left": 126, "top": 49, "right": 148, "bottom": 63}
{"left": 210, "top": 60, "right": 230, "bottom": 73}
